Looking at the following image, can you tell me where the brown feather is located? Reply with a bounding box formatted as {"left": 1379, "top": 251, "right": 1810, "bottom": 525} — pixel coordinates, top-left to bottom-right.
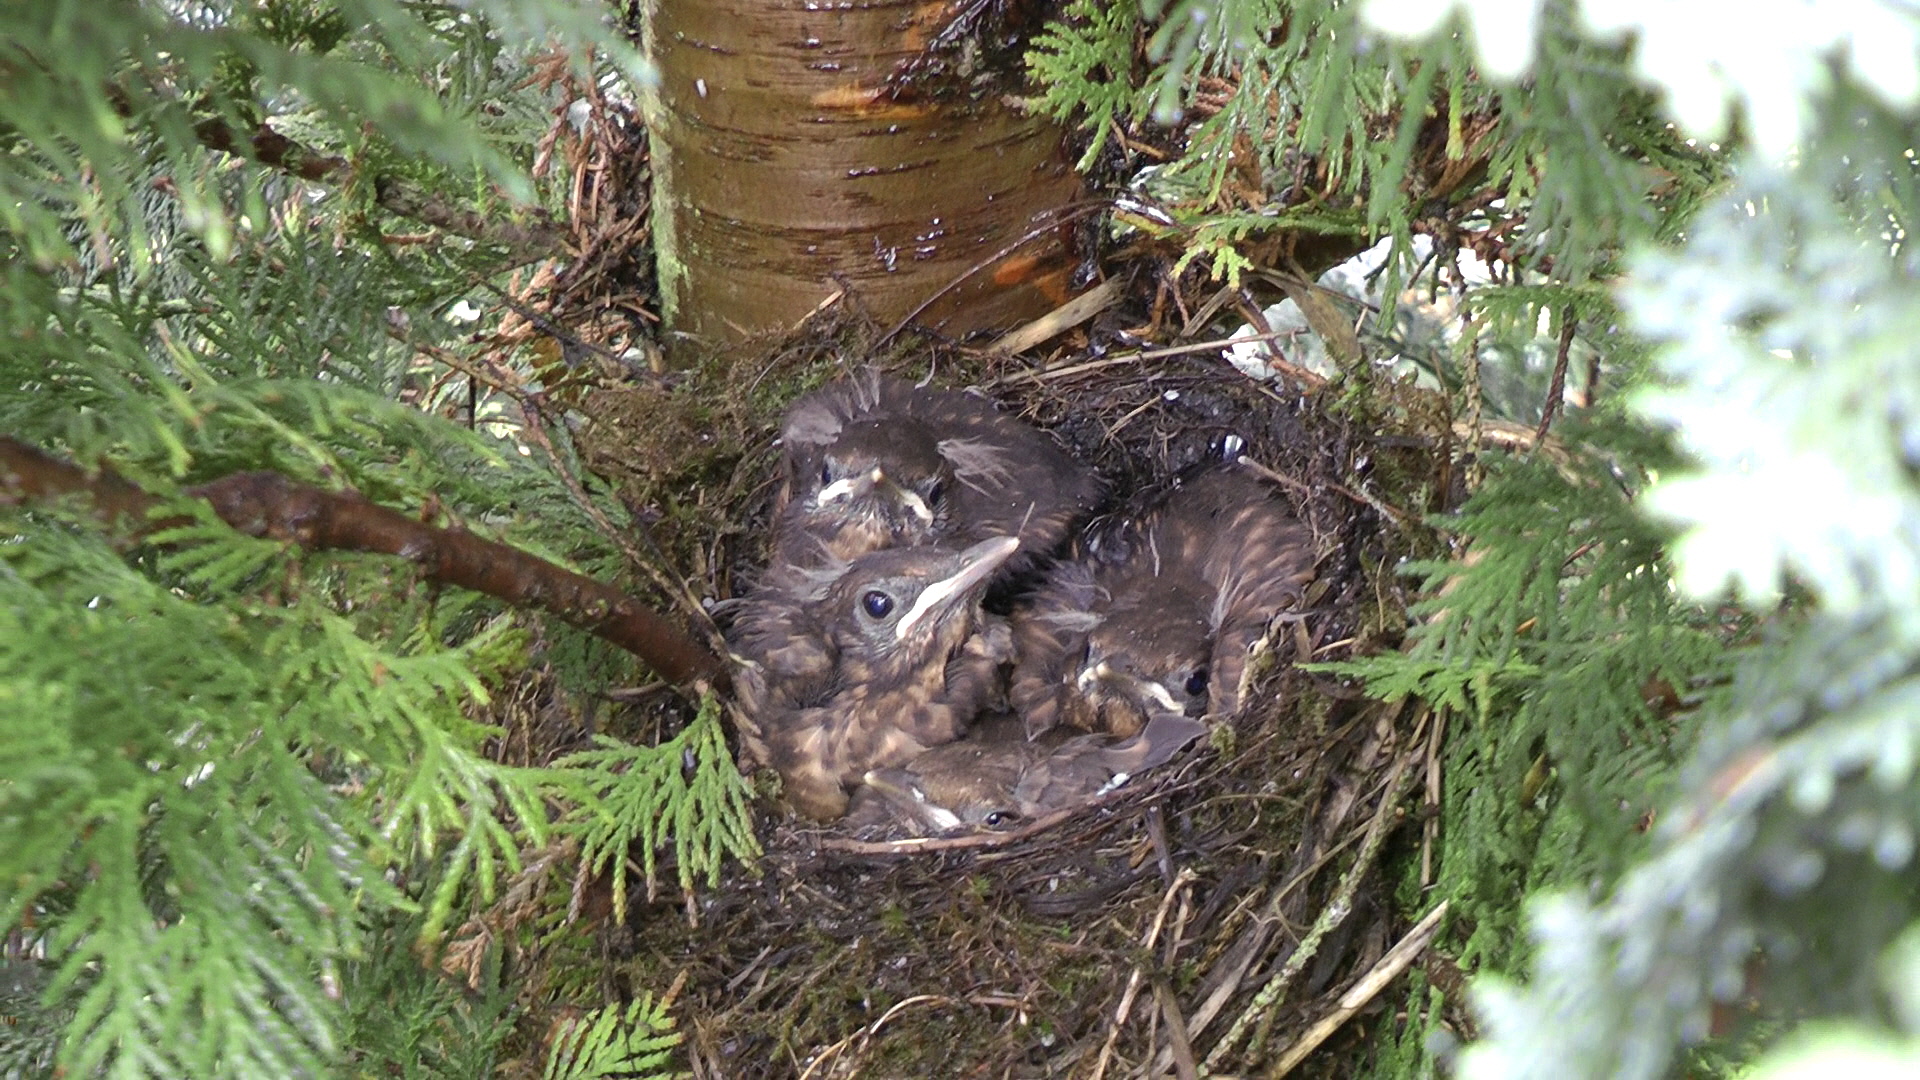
{"left": 1009, "top": 466, "right": 1315, "bottom": 736}
{"left": 850, "top": 711, "right": 1207, "bottom": 836}
{"left": 774, "top": 371, "right": 1102, "bottom": 577}
{"left": 730, "top": 537, "right": 1018, "bottom": 820}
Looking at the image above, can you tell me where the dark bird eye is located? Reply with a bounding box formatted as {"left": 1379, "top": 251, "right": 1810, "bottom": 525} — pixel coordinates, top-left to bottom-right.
{"left": 926, "top": 480, "right": 945, "bottom": 504}
{"left": 861, "top": 590, "right": 895, "bottom": 619}
{"left": 984, "top": 810, "right": 1014, "bottom": 827}
{"left": 1184, "top": 668, "right": 1210, "bottom": 697}
{"left": 820, "top": 462, "right": 834, "bottom": 486}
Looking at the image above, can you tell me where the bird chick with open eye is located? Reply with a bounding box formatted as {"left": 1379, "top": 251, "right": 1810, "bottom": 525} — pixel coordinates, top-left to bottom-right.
{"left": 773, "top": 370, "right": 1103, "bottom": 579}
{"left": 1150, "top": 467, "right": 1317, "bottom": 717}
{"left": 844, "top": 711, "right": 1207, "bottom": 837}
{"left": 1009, "top": 466, "right": 1314, "bottom": 738}
{"left": 746, "top": 535, "right": 1020, "bottom": 821}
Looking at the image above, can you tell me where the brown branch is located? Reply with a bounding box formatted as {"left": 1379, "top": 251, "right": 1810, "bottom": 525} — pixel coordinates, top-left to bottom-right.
{"left": 0, "top": 437, "right": 724, "bottom": 690}
{"left": 192, "top": 114, "right": 348, "bottom": 183}
{"left": 1535, "top": 309, "right": 1578, "bottom": 448}
{"left": 371, "top": 175, "right": 567, "bottom": 266}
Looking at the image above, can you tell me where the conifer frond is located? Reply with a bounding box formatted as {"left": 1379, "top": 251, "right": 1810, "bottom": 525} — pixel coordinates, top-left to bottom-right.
{"left": 542, "top": 995, "right": 683, "bottom": 1080}
{"left": 1628, "top": 112, "right": 1920, "bottom": 613}
{"left": 1024, "top": 0, "right": 1142, "bottom": 169}
{"left": 1317, "top": 424, "right": 1729, "bottom": 956}
{"left": 0, "top": 505, "right": 554, "bottom": 1073}
{"left": 1453, "top": 88, "right": 1920, "bottom": 1079}
{"left": 1029, "top": 0, "right": 1719, "bottom": 289}
{"left": 337, "top": 911, "right": 523, "bottom": 1077}
{"left": 558, "top": 696, "right": 762, "bottom": 920}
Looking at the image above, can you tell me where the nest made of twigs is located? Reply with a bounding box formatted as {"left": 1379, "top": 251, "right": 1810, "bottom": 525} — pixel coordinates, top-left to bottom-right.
{"left": 468, "top": 254, "right": 1470, "bottom": 1076}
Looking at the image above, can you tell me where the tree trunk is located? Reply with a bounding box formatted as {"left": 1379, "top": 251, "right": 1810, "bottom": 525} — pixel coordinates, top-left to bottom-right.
{"left": 639, "top": 0, "right": 1086, "bottom": 345}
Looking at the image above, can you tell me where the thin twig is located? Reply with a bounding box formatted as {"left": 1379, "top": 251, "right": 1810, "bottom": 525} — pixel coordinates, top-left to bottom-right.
{"left": 121, "top": 80, "right": 567, "bottom": 264}
{"left": 798, "top": 992, "right": 1030, "bottom": 1079}
{"left": 992, "top": 329, "right": 1317, "bottom": 387}
{"left": 0, "top": 437, "right": 723, "bottom": 686}
{"left": 1422, "top": 707, "right": 1447, "bottom": 888}
{"left": 1156, "top": 981, "right": 1200, "bottom": 1080}
{"left": 798, "top": 994, "right": 947, "bottom": 1080}
{"left": 393, "top": 328, "right": 723, "bottom": 656}
{"left": 1267, "top": 901, "right": 1451, "bottom": 1078}
{"left": 1204, "top": 747, "right": 1421, "bottom": 1071}
{"left": 876, "top": 200, "right": 1114, "bottom": 346}
{"left": 987, "top": 277, "right": 1126, "bottom": 355}
{"left": 1534, "top": 310, "right": 1577, "bottom": 449}
{"left": 1090, "top": 868, "right": 1195, "bottom": 1080}
{"left": 1237, "top": 454, "right": 1409, "bottom": 529}
{"left": 1458, "top": 314, "right": 1486, "bottom": 491}
{"left": 1158, "top": 706, "right": 1407, "bottom": 1077}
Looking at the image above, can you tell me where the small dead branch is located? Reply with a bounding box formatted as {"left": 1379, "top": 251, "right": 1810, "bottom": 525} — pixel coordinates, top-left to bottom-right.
{"left": 876, "top": 200, "right": 1116, "bottom": 347}
{"left": 1090, "top": 868, "right": 1195, "bottom": 1080}
{"left": 1422, "top": 707, "right": 1448, "bottom": 887}
{"left": 993, "top": 329, "right": 1324, "bottom": 388}
{"left": 798, "top": 993, "right": 1028, "bottom": 1079}
{"left": 987, "top": 277, "right": 1126, "bottom": 355}
{"left": 0, "top": 437, "right": 723, "bottom": 689}
{"left": 1238, "top": 453, "right": 1410, "bottom": 530}
{"left": 141, "top": 87, "right": 566, "bottom": 264}
{"left": 1268, "top": 899, "right": 1450, "bottom": 1078}
{"left": 1534, "top": 309, "right": 1578, "bottom": 448}
{"left": 1204, "top": 744, "right": 1421, "bottom": 1070}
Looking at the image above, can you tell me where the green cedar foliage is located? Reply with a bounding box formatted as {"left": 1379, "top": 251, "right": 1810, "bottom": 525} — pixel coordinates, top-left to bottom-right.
{"left": 1030, "top": 0, "right": 1729, "bottom": 1027}
{"left": 1462, "top": 89, "right": 1920, "bottom": 1080}
{"left": 1028, "top": 0, "right": 1920, "bottom": 1077}
{"left": 0, "top": 0, "right": 643, "bottom": 270}
{"left": 1028, "top": 0, "right": 1714, "bottom": 291}
{"left": 1316, "top": 422, "right": 1731, "bottom": 972}
{"left": 559, "top": 695, "right": 762, "bottom": 921}
{"left": 1382, "top": 4, "right": 1920, "bottom": 1080}
{"left": 1, "top": 2, "right": 742, "bottom": 1076}
{"left": 336, "top": 914, "right": 523, "bottom": 1077}
{"left": 542, "top": 996, "right": 681, "bottom": 1080}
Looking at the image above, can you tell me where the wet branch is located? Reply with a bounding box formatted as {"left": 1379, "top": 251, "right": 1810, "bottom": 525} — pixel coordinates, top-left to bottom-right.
{"left": 0, "top": 437, "right": 724, "bottom": 690}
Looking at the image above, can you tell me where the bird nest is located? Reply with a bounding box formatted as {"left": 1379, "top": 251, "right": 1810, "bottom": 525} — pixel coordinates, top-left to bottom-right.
{"left": 494, "top": 305, "right": 1461, "bottom": 1077}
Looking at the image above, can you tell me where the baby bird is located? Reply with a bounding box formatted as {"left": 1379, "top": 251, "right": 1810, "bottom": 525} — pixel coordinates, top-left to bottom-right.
{"left": 846, "top": 712, "right": 1207, "bottom": 837}
{"left": 1009, "top": 563, "right": 1213, "bottom": 738}
{"left": 1010, "top": 466, "right": 1315, "bottom": 738}
{"left": 733, "top": 536, "right": 1019, "bottom": 821}
{"left": 773, "top": 370, "right": 1102, "bottom": 578}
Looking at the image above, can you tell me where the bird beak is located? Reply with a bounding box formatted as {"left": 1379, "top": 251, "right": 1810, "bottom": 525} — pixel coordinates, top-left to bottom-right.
{"left": 861, "top": 767, "right": 964, "bottom": 832}
{"left": 816, "top": 466, "right": 936, "bottom": 525}
{"left": 866, "top": 466, "right": 935, "bottom": 525}
{"left": 895, "top": 485, "right": 935, "bottom": 524}
{"left": 1077, "top": 657, "right": 1182, "bottom": 714}
{"left": 1125, "top": 712, "right": 1209, "bottom": 769}
{"left": 1087, "top": 711, "right": 1209, "bottom": 794}
{"left": 894, "top": 536, "right": 1020, "bottom": 640}
{"left": 814, "top": 466, "right": 880, "bottom": 508}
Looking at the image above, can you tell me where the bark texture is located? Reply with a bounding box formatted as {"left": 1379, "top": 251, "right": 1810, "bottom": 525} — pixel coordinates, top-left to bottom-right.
{"left": 643, "top": 0, "right": 1085, "bottom": 343}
